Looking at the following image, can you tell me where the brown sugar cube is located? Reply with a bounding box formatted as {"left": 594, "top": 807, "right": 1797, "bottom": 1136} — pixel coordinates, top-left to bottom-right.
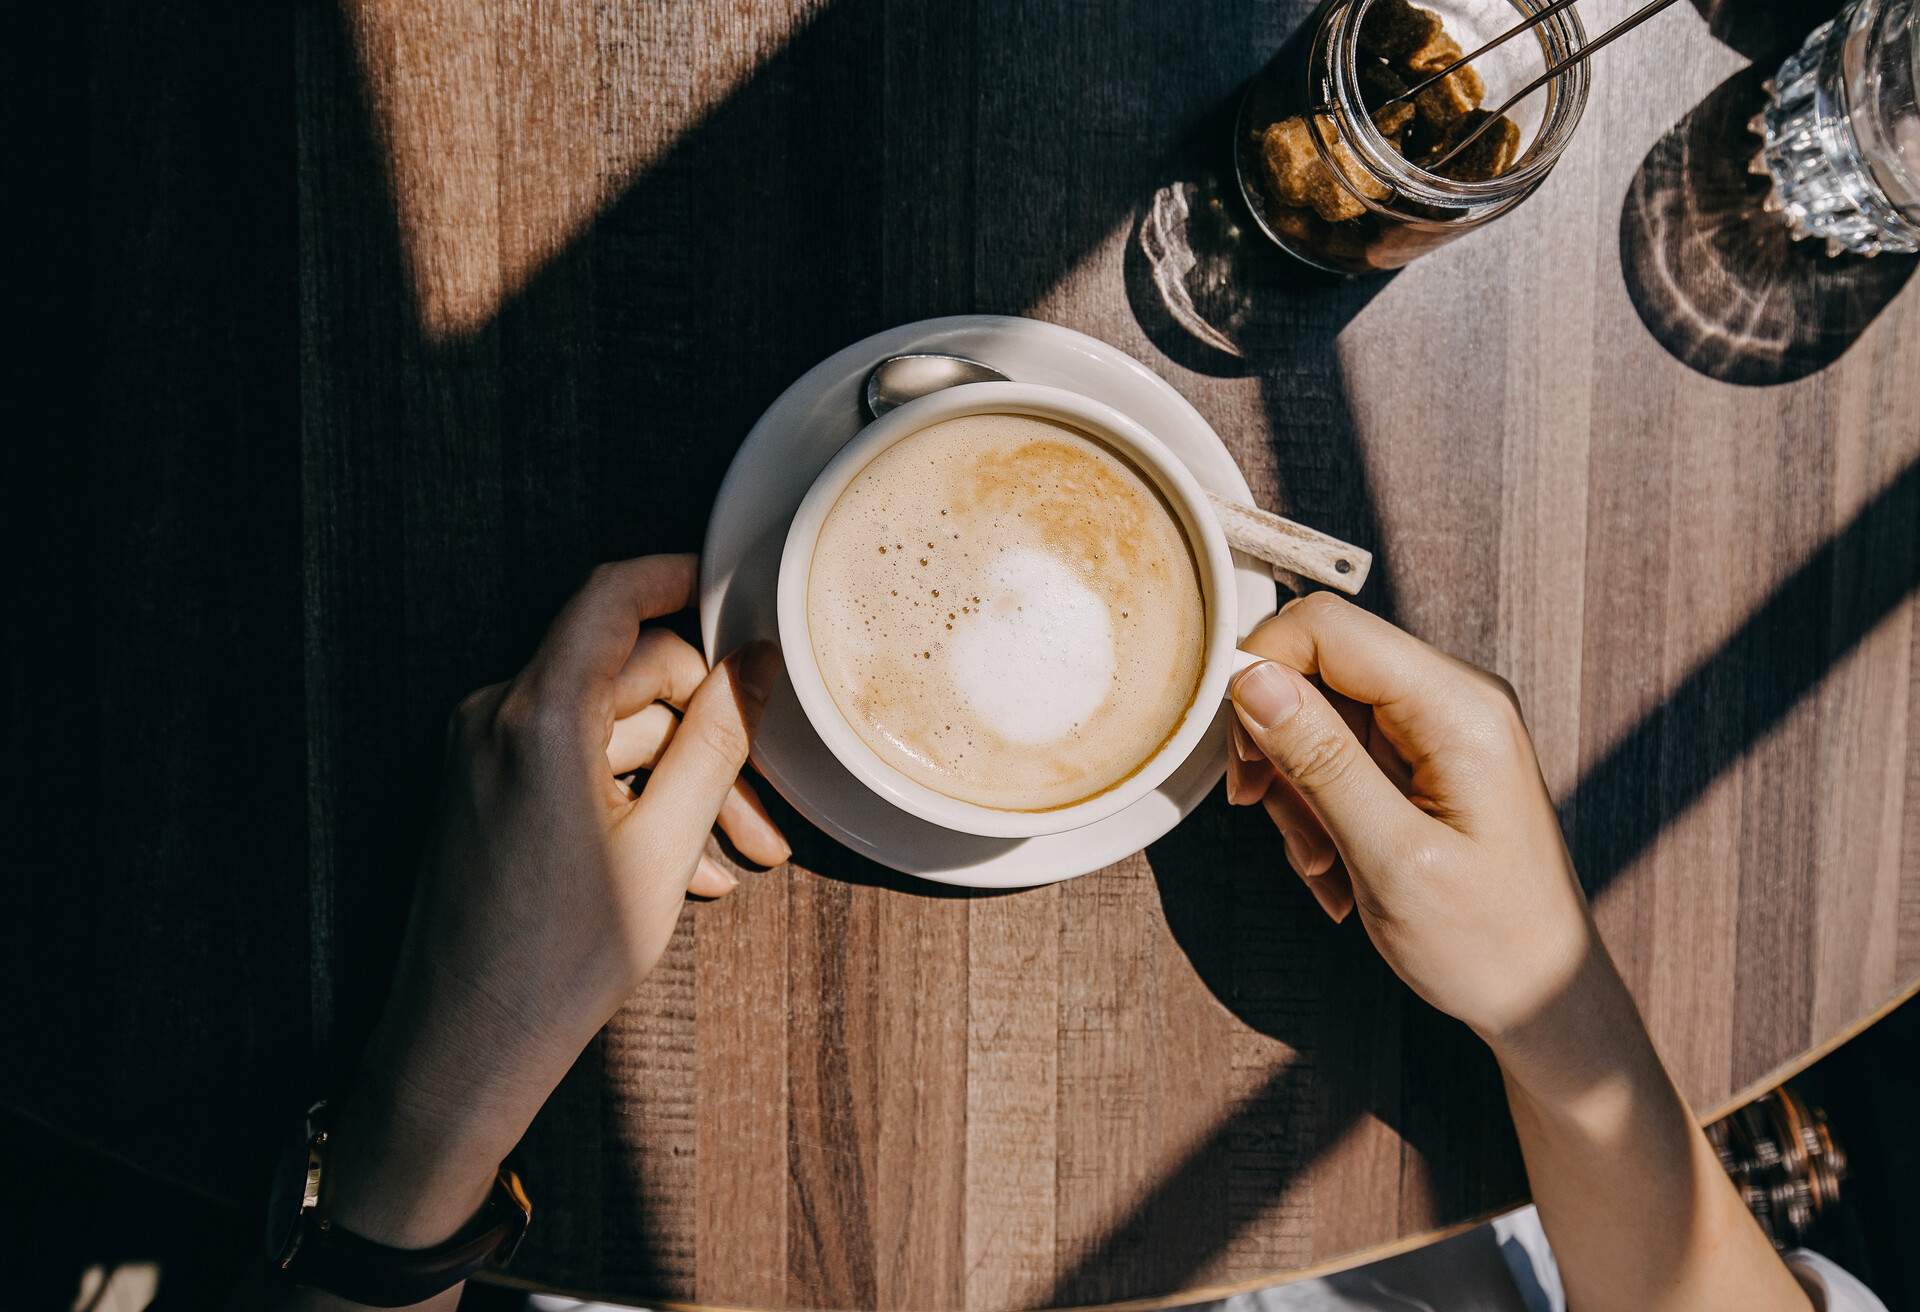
{"left": 1357, "top": 217, "right": 1450, "bottom": 267}
{"left": 1360, "top": 0, "right": 1444, "bottom": 62}
{"left": 1261, "top": 115, "right": 1388, "bottom": 223}
{"left": 1318, "top": 215, "right": 1378, "bottom": 266}
{"left": 1358, "top": 55, "right": 1411, "bottom": 106}
{"left": 1259, "top": 115, "right": 1321, "bottom": 208}
{"left": 1414, "top": 61, "right": 1484, "bottom": 135}
{"left": 1308, "top": 114, "right": 1389, "bottom": 221}
{"left": 1430, "top": 110, "right": 1522, "bottom": 181}
{"left": 1372, "top": 99, "right": 1416, "bottom": 140}
{"left": 1268, "top": 205, "right": 1375, "bottom": 271}
{"left": 1268, "top": 204, "right": 1326, "bottom": 248}
{"left": 1358, "top": 59, "right": 1417, "bottom": 141}
{"left": 1318, "top": 116, "right": 1391, "bottom": 193}
{"left": 1403, "top": 28, "right": 1464, "bottom": 75}
{"left": 1305, "top": 169, "right": 1365, "bottom": 222}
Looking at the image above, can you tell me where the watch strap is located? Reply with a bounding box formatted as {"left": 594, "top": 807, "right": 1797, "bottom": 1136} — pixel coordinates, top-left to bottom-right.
{"left": 285, "top": 1164, "right": 531, "bottom": 1308}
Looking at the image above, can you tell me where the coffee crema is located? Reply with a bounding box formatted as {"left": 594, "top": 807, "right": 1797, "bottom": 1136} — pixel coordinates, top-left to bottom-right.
{"left": 807, "top": 412, "right": 1207, "bottom": 812}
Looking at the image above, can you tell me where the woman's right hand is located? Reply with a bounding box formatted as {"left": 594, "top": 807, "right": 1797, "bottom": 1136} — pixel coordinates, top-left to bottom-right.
{"left": 1227, "top": 592, "right": 1595, "bottom": 1043}
{"left": 1230, "top": 595, "right": 1817, "bottom": 1312}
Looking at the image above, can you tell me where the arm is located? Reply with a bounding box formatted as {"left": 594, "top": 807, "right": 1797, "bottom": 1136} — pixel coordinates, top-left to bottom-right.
{"left": 252, "top": 555, "right": 788, "bottom": 1311}
{"left": 1228, "top": 593, "right": 1807, "bottom": 1312}
{"left": 1495, "top": 942, "right": 1794, "bottom": 1312}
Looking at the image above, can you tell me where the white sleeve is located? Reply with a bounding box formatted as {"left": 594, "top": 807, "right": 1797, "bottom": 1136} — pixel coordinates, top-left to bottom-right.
{"left": 1784, "top": 1249, "right": 1890, "bottom": 1312}
{"left": 1487, "top": 1207, "right": 1894, "bottom": 1312}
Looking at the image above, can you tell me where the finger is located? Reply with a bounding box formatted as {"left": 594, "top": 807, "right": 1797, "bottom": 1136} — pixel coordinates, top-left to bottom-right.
{"left": 1228, "top": 754, "right": 1274, "bottom": 805}
{"left": 607, "top": 702, "right": 679, "bottom": 774}
{"left": 717, "top": 773, "right": 791, "bottom": 868}
{"left": 1260, "top": 784, "right": 1355, "bottom": 923}
{"left": 1261, "top": 777, "right": 1337, "bottom": 877}
{"left": 1330, "top": 684, "right": 1372, "bottom": 745}
{"left": 611, "top": 628, "right": 709, "bottom": 720}
{"left": 519, "top": 555, "right": 699, "bottom": 719}
{"left": 609, "top": 704, "right": 792, "bottom": 866}
{"left": 444, "top": 682, "right": 508, "bottom": 760}
{"left": 688, "top": 854, "right": 740, "bottom": 899}
{"left": 1259, "top": 788, "right": 1351, "bottom": 922}
{"left": 1241, "top": 593, "right": 1480, "bottom": 760}
{"left": 1365, "top": 711, "right": 1415, "bottom": 794}
{"left": 1232, "top": 659, "right": 1428, "bottom": 876}
{"left": 1242, "top": 592, "right": 1449, "bottom": 705}
{"left": 1325, "top": 684, "right": 1414, "bottom": 794}
{"left": 621, "top": 642, "right": 781, "bottom": 889}
{"left": 1227, "top": 721, "right": 1274, "bottom": 805}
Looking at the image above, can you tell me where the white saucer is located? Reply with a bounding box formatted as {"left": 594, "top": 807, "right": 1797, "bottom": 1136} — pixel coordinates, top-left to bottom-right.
{"left": 699, "top": 315, "right": 1276, "bottom": 889}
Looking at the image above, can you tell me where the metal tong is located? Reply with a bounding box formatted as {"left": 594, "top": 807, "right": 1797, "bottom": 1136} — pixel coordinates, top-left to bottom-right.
{"left": 1374, "top": 0, "right": 1686, "bottom": 172}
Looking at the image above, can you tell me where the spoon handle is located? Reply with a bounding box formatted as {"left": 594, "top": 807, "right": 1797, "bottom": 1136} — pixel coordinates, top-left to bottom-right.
{"left": 1204, "top": 491, "right": 1373, "bottom": 596}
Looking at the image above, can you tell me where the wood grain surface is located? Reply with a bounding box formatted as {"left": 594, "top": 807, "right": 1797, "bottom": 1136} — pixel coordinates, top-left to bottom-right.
{"left": 8, "top": 0, "right": 1920, "bottom": 1307}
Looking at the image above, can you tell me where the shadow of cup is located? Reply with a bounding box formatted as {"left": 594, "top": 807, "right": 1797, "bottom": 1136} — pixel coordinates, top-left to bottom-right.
{"left": 1620, "top": 64, "right": 1915, "bottom": 387}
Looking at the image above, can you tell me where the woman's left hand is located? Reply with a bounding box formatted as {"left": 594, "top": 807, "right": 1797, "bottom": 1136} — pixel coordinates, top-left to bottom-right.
{"left": 325, "top": 554, "right": 786, "bottom": 1250}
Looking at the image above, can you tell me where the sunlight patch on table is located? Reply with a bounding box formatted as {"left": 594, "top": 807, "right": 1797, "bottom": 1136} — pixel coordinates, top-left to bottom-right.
{"left": 341, "top": 0, "right": 824, "bottom": 340}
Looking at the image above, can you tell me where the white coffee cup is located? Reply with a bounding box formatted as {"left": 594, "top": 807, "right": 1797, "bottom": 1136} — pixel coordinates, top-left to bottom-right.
{"left": 776, "top": 382, "right": 1258, "bottom": 839}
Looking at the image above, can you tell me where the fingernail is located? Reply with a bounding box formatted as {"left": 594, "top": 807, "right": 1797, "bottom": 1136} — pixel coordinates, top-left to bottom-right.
{"left": 693, "top": 855, "right": 741, "bottom": 897}
{"left": 737, "top": 640, "right": 782, "bottom": 705}
{"left": 1232, "top": 661, "right": 1301, "bottom": 731}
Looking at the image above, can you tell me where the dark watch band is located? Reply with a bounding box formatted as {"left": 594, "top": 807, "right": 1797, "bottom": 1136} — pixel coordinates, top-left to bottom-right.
{"left": 283, "top": 1164, "right": 531, "bottom": 1307}
{"left": 269, "top": 1101, "right": 532, "bottom": 1308}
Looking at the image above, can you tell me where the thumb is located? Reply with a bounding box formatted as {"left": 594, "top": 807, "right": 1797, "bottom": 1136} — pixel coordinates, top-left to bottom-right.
{"left": 622, "top": 641, "right": 781, "bottom": 890}
{"left": 1231, "top": 660, "right": 1421, "bottom": 877}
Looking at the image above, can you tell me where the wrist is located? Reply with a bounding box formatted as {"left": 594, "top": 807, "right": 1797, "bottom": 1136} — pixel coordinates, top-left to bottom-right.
{"left": 1478, "top": 931, "right": 1660, "bottom": 1107}
{"left": 324, "top": 1083, "right": 516, "bottom": 1249}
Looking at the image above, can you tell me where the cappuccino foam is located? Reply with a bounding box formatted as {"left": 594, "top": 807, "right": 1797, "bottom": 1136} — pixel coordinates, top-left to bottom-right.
{"left": 807, "top": 412, "right": 1206, "bottom": 812}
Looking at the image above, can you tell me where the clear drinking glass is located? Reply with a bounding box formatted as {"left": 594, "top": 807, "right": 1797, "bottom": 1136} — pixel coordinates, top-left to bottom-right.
{"left": 1759, "top": 0, "right": 1920, "bottom": 256}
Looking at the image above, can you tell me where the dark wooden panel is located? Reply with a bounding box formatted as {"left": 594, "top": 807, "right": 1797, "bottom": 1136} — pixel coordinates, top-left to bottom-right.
{"left": 5, "top": 0, "right": 310, "bottom": 1201}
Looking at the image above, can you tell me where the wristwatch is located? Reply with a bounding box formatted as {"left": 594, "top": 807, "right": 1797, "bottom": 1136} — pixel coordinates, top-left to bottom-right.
{"left": 266, "top": 1101, "right": 532, "bottom": 1307}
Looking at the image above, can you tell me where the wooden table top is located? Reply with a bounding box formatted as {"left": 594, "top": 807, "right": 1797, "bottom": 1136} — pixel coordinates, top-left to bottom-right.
{"left": 10, "top": 0, "right": 1920, "bottom": 1308}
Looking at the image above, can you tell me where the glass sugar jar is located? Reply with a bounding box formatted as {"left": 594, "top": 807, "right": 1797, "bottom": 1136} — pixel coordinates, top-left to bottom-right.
{"left": 1235, "top": 0, "right": 1591, "bottom": 274}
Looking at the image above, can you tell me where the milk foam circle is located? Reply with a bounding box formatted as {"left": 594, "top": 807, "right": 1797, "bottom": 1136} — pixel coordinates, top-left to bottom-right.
{"left": 947, "top": 547, "right": 1115, "bottom": 745}
{"left": 805, "top": 411, "right": 1207, "bottom": 812}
